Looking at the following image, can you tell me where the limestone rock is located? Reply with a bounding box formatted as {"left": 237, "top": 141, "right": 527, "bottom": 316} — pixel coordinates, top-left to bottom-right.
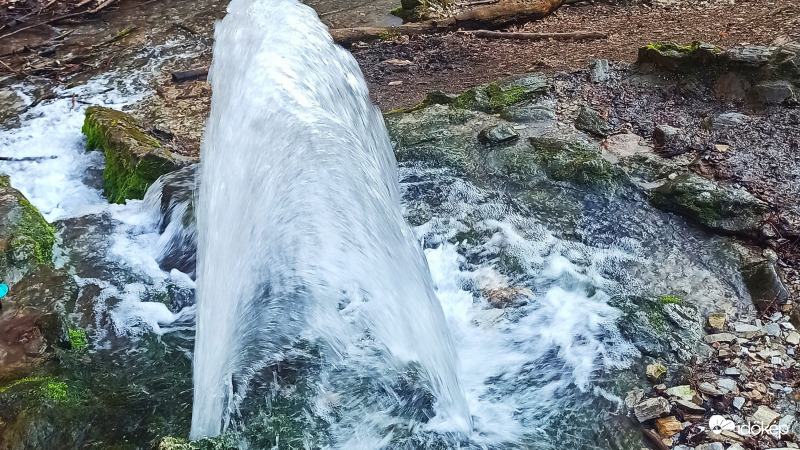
{"left": 705, "top": 333, "right": 736, "bottom": 344}
{"left": 634, "top": 397, "right": 671, "bottom": 422}
{"left": 478, "top": 123, "right": 519, "bottom": 145}
{"left": 655, "top": 416, "right": 683, "bottom": 438}
{"left": 646, "top": 363, "right": 667, "bottom": 383}
{"left": 707, "top": 313, "right": 726, "bottom": 330}
{"left": 749, "top": 405, "right": 780, "bottom": 426}
{"left": 82, "top": 106, "right": 179, "bottom": 204}
{"left": 649, "top": 172, "right": 770, "bottom": 235}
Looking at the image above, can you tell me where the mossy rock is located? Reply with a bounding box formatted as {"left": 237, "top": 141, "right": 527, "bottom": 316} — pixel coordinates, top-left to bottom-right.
{"left": 637, "top": 42, "right": 722, "bottom": 73}
{"left": 649, "top": 173, "right": 770, "bottom": 235}
{"left": 506, "top": 137, "right": 620, "bottom": 186}
{"left": 0, "top": 177, "right": 56, "bottom": 280}
{"left": 454, "top": 73, "right": 549, "bottom": 114}
{"left": 82, "top": 106, "right": 177, "bottom": 204}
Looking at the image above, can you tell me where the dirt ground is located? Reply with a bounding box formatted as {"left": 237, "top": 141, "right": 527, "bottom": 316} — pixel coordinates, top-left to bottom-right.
{"left": 352, "top": 0, "right": 800, "bottom": 111}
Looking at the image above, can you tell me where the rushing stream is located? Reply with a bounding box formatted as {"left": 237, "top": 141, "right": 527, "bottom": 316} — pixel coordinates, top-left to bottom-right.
{"left": 0, "top": 0, "right": 759, "bottom": 448}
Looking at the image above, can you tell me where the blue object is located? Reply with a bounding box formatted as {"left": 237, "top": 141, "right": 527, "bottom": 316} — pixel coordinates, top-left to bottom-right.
{"left": 0, "top": 284, "right": 7, "bottom": 299}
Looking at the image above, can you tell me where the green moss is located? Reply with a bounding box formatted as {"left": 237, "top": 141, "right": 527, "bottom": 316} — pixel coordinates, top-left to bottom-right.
{"left": 0, "top": 174, "right": 9, "bottom": 188}
{"left": 14, "top": 196, "right": 56, "bottom": 265}
{"left": 390, "top": 6, "right": 405, "bottom": 17}
{"left": 43, "top": 381, "right": 68, "bottom": 401}
{"left": 643, "top": 42, "right": 701, "bottom": 53}
{"left": 0, "top": 377, "right": 54, "bottom": 395}
{"left": 660, "top": 295, "right": 683, "bottom": 305}
{"left": 486, "top": 83, "right": 528, "bottom": 109}
{"left": 82, "top": 107, "right": 174, "bottom": 204}
{"left": 378, "top": 30, "right": 399, "bottom": 41}
{"left": 69, "top": 329, "right": 87, "bottom": 350}
{"left": 517, "top": 137, "right": 619, "bottom": 185}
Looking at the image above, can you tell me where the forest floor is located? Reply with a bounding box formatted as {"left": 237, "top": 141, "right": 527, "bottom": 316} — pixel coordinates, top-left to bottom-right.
{"left": 352, "top": 0, "right": 800, "bottom": 110}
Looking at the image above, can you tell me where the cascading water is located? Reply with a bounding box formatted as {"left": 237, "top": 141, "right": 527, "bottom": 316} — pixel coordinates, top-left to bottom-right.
{"left": 190, "top": 0, "right": 470, "bottom": 439}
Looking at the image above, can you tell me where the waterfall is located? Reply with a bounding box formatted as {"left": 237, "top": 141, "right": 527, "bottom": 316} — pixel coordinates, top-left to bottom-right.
{"left": 190, "top": 0, "right": 470, "bottom": 439}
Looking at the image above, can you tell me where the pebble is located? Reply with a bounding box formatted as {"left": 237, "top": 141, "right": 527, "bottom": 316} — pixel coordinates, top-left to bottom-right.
{"left": 716, "top": 378, "right": 737, "bottom": 394}
{"left": 732, "top": 397, "right": 745, "bottom": 409}
{"left": 787, "top": 331, "right": 800, "bottom": 345}
{"left": 764, "top": 322, "right": 781, "bottom": 336}
{"left": 698, "top": 382, "right": 721, "bottom": 396}
{"left": 705, "top": 333, "right": 736, "bottom": 343}
{"left": 732, "top": 322, "right": 763, "bottom": 338}
{"left": 634, "top": 397, "right": 671, "bottom": 422}
{"left": 724, "top": 367, "right": 741, "bottom": 376}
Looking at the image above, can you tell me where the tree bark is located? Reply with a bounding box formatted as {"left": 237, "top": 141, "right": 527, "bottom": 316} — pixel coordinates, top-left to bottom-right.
{"left": 329, "top": 0, "right": 564, "bottom": 46}
{"left": 463, "top": 29, "right": 607, "bottom": 40}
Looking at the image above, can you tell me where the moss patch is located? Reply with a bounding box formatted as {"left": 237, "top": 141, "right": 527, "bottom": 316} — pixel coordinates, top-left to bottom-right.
{"left": 511, "top": 137, "right": 619, "bottom": 185}
{"left": 82, "top": 106, "right": 176, "bottom": 204}
{"left": 68, "top": 329, "right": 87, "bottom": 350}
{"left": 14, "top": 196, "right": 56, "bottom": 265}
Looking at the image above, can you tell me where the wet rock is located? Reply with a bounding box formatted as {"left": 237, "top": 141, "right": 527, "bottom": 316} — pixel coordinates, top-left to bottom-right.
{"left": 646, "top": 363, "right": 667, "bottom": 383}
{"left": 602, "top": 133, "right": 651, "bottom": 161}
{"left": 648, "top": 172, "right": 770, "bottom": 235}
{"left": 0, "top": 266, "right": 77, "bottom": 381}
{"left": 749, "top": 405, "right": 780, "bottom": 426}
{"left": 625, "top": 388, "right": 645, "bottom": 409}
{"left": 725, "top": 45, "right": 776, "bottom": 67}
{"left": 499, "top": 101, "right": 557, "bottom": 123}
{"left": 617, "top": 153, "right": 679, "bottom": 182}
{"left": 454, "top": 73, "right": 549, "bottom": 114}
{"left": 146, "top": 165, "right": 198, "bottom": 277}
{"left": 655, "top": 416, "right": 682, "bottom": 438}
{"left": 0, "top": 84, "right": 26, "bottom": 127}
{"left": 750, "top": 80, "right": 796, "bottom": 105}
{"left": 478, "top": 123, "right": 519, "bottom": 145}
{"left": 574, "top": 106, "right": 609, "bottom": 137}
{"left": 634, "top": 397, "right": 671, "bottom": 422}
{"left": 82, "top": 106, "right": 180, "bottom": 204}
{"left": 0, "top": 175, "right": 56, "bottom": 284}
{"left": 589, "top": 59, "right": 610, "bottom": 83}
{"left": 524, "top": 137, "right": 620, "bottom": 185}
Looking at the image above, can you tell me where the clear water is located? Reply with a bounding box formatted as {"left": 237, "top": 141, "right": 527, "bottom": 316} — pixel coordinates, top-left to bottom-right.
{"left": 191, "top": 0, "right": 469, "bottom": 438}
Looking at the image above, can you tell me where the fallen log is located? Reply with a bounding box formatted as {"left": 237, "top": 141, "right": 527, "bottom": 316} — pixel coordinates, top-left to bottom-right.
{"left": 461, "top": 29, "right": 607, "bottom": 40}
{"left": 329, "top": 0, "right": 564, "bottom": 46}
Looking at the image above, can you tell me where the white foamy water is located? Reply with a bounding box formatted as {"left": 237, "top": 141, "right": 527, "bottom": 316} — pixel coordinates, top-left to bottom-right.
{"left": 0, "top": 43, "right": 197, "bottom": 340}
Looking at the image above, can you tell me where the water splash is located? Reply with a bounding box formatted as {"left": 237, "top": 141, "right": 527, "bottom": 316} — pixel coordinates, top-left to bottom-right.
{"left": 190, "top": 0, "right": 470, "bottom": 438}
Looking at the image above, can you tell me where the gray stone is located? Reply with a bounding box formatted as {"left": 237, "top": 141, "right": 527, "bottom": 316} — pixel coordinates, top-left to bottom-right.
{"left": 634, "top": 397, "right": 671, "bottom": 422}
{"left": 787, "top": 331, "right": 800, "bottom": 345}
{"left": 574, "top": 106, "right": 609, "bottom": 137}
{"left": 649, "top": 173, "right": 770, "bottom": 235}
{"left": 653, "top": 124, "right": 688, "bottom": 156}
{"left": 726, "top": 45, "right": 777, "bottom": 67}
{"left": 717, "top": 378, "right": 737, "bottom": 394}
{"left": 705, "top": 333, "right": 736, "bottom": 344}
{"left": 698, "top": 382, "right": 722, "bottom": 396}
{"left": 732, "top": 396, "right": 745, "bottom": 409}
{"left": 713, "top": 112, "right": 749, "bottom": 130}
{"left": 764, "top": 322, "right": 781, "bottom": 337}
{"left": 751, "top": 80, "right": 796, "bottom": 105}
{"left": 742, "top": 261, "right": 791, "bottom": 312}
{"left": 696, "top": 443, "right": 724, "bottom": 450}
{"left": 749, "top": 405, "right": 780, "bottom": 426}
{"left": 724, "top": 367, "right": 741, "bottom": 376}
{"left": 674, "top": 399, "right": 705, "bottom": 413}
{"left": 590, "top": 59, "right": 610, "bottom": 83}
{"left": 624, "top": 388, "right": 644, "bottom": 409}
{"left": 478, "top": 123, "right": 519, "bottom": 145}
{"left": 714, "top": 72, "right": 751, "bottom": 101}
{"left": 733, "top": 322, "right": 764, "bottom": 338}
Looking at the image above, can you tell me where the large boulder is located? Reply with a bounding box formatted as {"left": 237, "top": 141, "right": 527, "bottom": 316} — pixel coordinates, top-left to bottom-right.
{"left": 649, "top": 172, "right": 770, "bottom": 235}
{"left": 82, "top": 106, "right": 179, "bottom": 204}
{"left": 0, "top": 175, "right": 55, "bottom": 284}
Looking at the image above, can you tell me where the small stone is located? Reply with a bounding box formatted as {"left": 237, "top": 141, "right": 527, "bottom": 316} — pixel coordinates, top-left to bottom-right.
{"left": 477, "top": 123, "right": 519, "bottom": 145}
{"left": 634, "top": 397, "right": 671, "bottom": 422}
{"left": 646, "top": 363, "right": 667, "bottom": 383}
{"left": 713, "top": 112, "right": 749, "bottom": 130}
{"left": 655, "top": 416, "right": 683, "bottom": 438}
{"left": 732, "top": 397, "right": 745, "bottom": 409}
{"left": 749, "top": 405, "right": 780, "bottom": 427}
{"left": 388, "top": 80, "right": 403, "bottom": 86}
{"left": 732, "top": 322, "right": 763, "bottom": 338}
{"left": 705, "top": 333, "right": 736, "bottom": 343}
{"left": 653, "top": 124, "right": 688, "bottom": 156}
{"left": 574, "top": 106, "right": 609, "bottom": 137}
{"left": 654, "top": 384, "right": 667, "bottom": 395}
{"left": 724, "top": 367, "right": 741, "bottom": 376}
{"left": 665, "top": 385, "right": 695, "bottom": 399}
{"left": 674, "top": 399, "right": 705, "bottom": 413}
{"left": 707, "top": 313, "right": 726, "bottom": 330}
{"left": 624, "top": 389, "right": 645, "bottom": 410}
{"left": 771, "top": 356, "right": 782, "bottom": 366}
{"left": 698, "top": 382, "right": 722, "bottom": 396}
{"left": 751, "top": 80, "right": 796, "bottom": 105}
{"left": 786, "top": 331, "right": 800, "bottom": 345}
{"left": 696, "top": 443, "right": 723, "bottom": 450}
{"left": 764, "top": 322, "right": 781, "bottom": 336}
{"left": 717, "top": 378, "right": 737, "bottom": 394}
{"left": 589, "top": 59, "right": 610, "bottom": 83}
